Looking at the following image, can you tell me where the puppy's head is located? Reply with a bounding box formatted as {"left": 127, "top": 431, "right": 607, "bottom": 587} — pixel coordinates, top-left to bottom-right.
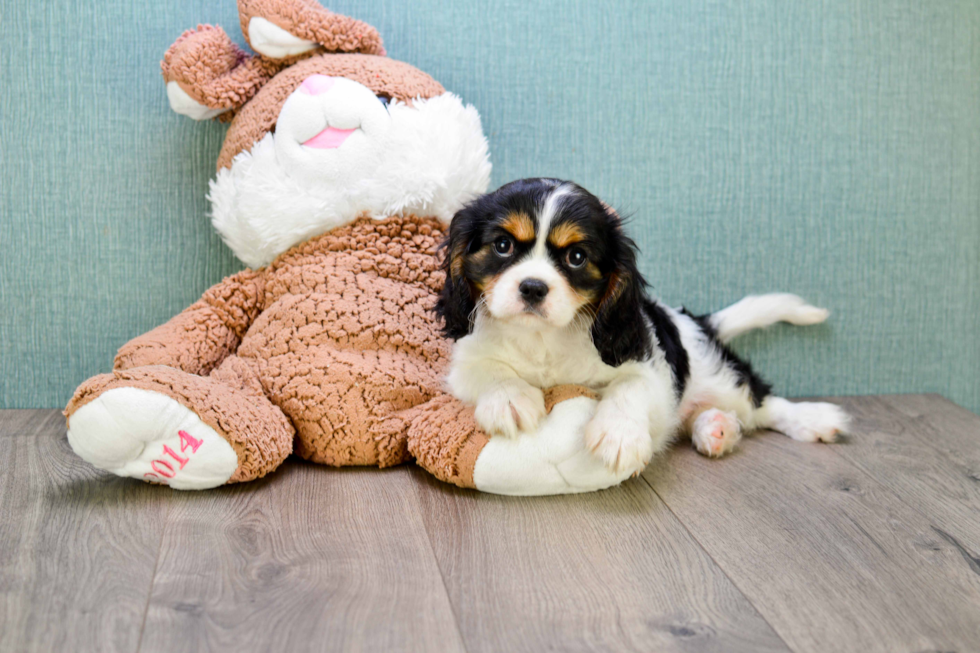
{"left": 438, "top": 178, "right": 652, "bottom": 366}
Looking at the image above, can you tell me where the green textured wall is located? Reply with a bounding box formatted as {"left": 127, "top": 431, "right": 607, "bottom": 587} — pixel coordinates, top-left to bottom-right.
{"left": 2, "top": 0, "right": 978, "bottom": 412}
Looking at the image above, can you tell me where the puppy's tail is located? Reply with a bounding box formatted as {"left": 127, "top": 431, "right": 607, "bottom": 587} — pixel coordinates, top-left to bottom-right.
{"left": 707, "top": 294, "right": 829, "bottom": 344}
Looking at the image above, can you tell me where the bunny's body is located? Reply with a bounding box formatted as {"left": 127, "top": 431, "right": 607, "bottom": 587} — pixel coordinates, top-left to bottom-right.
{"left": 65, "top": 0, "right": 615, "bottom": 493}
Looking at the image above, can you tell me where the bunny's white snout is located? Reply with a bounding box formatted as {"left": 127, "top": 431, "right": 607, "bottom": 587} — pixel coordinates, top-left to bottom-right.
{"left": 274, "top": 75, "right": 392, "bottom": 185}
{"left": 210, "top": 79, "right": 491, "bottom": 269}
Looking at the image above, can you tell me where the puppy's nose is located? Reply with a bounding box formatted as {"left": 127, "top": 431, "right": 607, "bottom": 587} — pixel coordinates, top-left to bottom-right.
{"left": 519, "top": 278, "right": 549, "bottom": 305}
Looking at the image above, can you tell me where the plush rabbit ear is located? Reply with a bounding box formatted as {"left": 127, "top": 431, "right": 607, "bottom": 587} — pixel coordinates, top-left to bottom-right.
{"left": 237, "top": 0, "right": 386, "bottom": 60}
{"left": 162, "top": 24, "right": 282, "bottom": 121}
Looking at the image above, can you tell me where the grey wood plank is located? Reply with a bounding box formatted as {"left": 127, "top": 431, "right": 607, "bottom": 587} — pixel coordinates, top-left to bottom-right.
{"left": 412, "top": 469, "right": 790, "bottom": 653}
{"left": 0, "top": 409, "right": 50, "bottom": 437}
{"left": 0, "top": 409, "right": 169, "bottom": 653}
{"left": 830, "top": 395, "right": 980, "bottom": 553}
{"left": 880, "top": 393, "right": 980, "bottom": 480}
{"left": 139, "top": 464, "right": 466, "bottom": 653}
{"left": 644, "top": 412, "right": 980, "bottom": 653}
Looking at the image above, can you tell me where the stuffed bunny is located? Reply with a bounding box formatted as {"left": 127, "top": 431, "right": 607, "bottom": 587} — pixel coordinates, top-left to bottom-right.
{"left": 65, "top": 0, "right": 625, "bottom": 494}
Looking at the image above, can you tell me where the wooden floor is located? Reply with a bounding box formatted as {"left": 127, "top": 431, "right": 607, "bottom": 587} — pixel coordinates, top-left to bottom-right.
{"left": 2, "top": 395, "right": 980, "bottom": 653}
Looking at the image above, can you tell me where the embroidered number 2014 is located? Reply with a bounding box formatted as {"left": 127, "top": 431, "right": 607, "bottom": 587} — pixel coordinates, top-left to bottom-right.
{"left": 144, "top": 430, "right": 203, "bottom": 482}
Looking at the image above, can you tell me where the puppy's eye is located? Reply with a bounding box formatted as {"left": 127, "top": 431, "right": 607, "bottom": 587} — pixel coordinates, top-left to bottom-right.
{"left": 565, "top": 247, "right": 588, "bottom": 269}
{"left": 493, "top": 236, "right": 514, "bottom": 257}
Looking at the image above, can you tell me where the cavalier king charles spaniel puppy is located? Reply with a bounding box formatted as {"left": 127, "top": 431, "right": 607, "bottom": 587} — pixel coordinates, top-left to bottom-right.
{"left": 437, "top": 178, "right": 849, "bottom": 476}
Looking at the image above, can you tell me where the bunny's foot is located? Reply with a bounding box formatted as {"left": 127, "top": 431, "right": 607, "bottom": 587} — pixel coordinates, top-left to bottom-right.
{"left": 65, "top": 359, "right": 294, "bottom": 489}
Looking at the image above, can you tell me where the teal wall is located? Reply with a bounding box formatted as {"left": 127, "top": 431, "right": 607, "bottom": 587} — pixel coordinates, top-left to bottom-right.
{"left": 2, "top": 0, "right": 978, "bottom": 412}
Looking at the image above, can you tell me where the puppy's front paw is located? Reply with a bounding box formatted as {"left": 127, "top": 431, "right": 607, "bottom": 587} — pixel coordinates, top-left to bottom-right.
{"left": 475, "top": 382, "right": 546, "bottom": 438}
{"left": 585, "top": 405, "right": 653, "bottom": 476}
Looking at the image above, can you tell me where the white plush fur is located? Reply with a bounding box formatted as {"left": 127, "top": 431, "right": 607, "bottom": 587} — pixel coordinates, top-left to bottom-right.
{"left": 472, "top": 394, "right": 636, "bottom": 495}
{"left": 166, "top": 82, "right": 228, "bottom": 121}
{"left": 209, "top": 86, "right": 491, "bottom": 268}
{"left": 247, "top": 17, "right": 318, "bottom": 59}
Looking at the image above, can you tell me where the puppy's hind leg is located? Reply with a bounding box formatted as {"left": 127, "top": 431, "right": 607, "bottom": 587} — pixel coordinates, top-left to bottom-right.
{"left": 690, "top": 408, "right": 743, "bottom": 458}
{"left": 754, "top": 396, "right": 850, "bottom": 443}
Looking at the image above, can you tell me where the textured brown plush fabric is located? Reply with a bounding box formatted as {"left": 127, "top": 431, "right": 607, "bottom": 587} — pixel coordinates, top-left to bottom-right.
{"left": 162, "top": 25, "right": 286, "bottom": 115}
{"left": 543, "top": 385, "right": 599, "bottom": 409}
{"left": 68, "top": 216, "right": 451, "bottom": 472}
{"left": 407, "top": 395, "right": 487, "bottom": 489}
{"left": 243, "top": 215, "right": 452, "bottom": 467}
{"left": 161, "top": 1, "right": 396, "bottom": 124}
{"left": 216, "top": 53, "right": 445, "bottom": 169}
{"left": 238, "top": 0, "right": 386, "bottom": 57}
{"left": 114, "top": 269, "right": 264, "bottom": 375}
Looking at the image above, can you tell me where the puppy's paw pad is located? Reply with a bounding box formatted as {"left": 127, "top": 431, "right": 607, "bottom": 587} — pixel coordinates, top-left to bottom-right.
{"left": 475, "top": 383, "right": 546, "bottom": 438}
{"left": 585, "top": 408, "right": 652, "bottom": 476}
{"left": 692, "top": 409, "right": 741, "bottom": 458}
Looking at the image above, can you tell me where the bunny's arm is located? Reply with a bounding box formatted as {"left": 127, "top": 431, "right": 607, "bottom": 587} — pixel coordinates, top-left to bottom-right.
{"left": 161, "top": 25, "right": 285, "bottom": 121}
{"left": 114, "top": 270, "right": 265, "bottom": 376}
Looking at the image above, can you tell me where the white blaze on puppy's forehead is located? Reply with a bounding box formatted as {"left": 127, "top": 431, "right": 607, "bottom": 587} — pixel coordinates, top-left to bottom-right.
{"left": 480, "top": 183, "right": 585, "bottom": 329}
{"left": 532, "top": 183, "right": 576, "bottom": 257}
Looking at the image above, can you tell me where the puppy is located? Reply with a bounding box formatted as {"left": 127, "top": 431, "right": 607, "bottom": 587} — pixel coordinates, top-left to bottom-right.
{"left": 437, "top": 178, "right": 850, "bottom": 475}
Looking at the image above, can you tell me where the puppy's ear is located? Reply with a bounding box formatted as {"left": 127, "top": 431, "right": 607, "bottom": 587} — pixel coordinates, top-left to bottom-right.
{"left": 436, "top": 209, "right": 478, "bottom": 339}
{"left": 591, "top": 209, "right": 653, "bottom": 367}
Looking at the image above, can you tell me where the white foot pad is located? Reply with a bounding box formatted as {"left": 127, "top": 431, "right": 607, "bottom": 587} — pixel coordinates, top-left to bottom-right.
{"left": 165, "top": 82, "right": 228, "bottom": 121}
{"left": 691, "top": 408, "right": 742, "bottom": 458}
{"left": 247, "top": 17, "right": 318, "bottom": 59}
{"left": 67, "top": 388, "right": 238, "bottom": 490}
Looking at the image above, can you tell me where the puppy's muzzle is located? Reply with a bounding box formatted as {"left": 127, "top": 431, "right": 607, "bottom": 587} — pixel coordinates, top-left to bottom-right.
{"left": 519, "top": 278, "right": 549, "bottom": 306}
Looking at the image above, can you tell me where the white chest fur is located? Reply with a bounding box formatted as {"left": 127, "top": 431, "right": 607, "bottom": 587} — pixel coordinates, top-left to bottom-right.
{"left": 449, "top": 313, "right": 630, "bottom": 392}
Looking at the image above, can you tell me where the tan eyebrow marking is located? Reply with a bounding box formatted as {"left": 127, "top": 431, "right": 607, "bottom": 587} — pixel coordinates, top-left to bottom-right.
{"left": 548, "top": 222, "right": 585, "bottom": 249}
{"left": 500, "top": 212, "right": 535, "bottom": 242}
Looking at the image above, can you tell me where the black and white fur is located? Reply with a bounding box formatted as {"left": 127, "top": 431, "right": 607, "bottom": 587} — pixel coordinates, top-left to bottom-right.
{"left": 437, "top": 178, "right": 849, "bottom": 475}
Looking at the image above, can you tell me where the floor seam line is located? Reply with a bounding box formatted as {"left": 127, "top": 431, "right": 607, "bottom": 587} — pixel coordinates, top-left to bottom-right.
{"left": 413, "top": 482, "right": 472, "bottom": 653}
{"left": 135, "top": 496, "right": 171, "bottom": 653}
{"left": 639, "top": 472, "right": 798, "bottom": 653}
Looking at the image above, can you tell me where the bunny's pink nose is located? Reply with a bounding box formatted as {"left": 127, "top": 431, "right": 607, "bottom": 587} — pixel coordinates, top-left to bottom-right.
{"left": 299, "top": 75, "right": 336, "bottom": 96}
